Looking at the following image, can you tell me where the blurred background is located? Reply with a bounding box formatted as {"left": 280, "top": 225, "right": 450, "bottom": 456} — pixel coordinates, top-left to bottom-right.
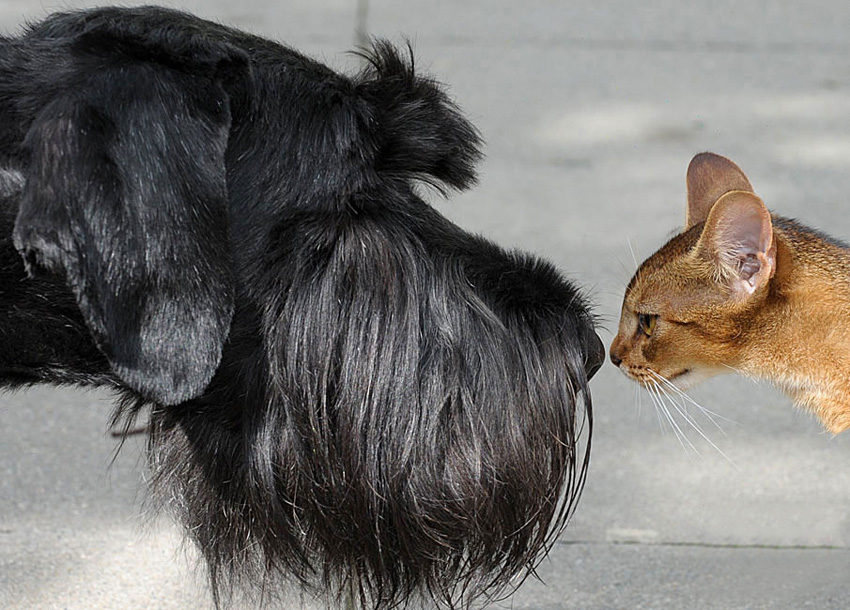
{"left": 1, "top": 1, "right": 848, "bottom": 608}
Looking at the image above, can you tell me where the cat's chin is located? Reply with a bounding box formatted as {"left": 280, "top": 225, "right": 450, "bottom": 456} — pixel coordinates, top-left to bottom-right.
{"left": 666, "top": 369, "right": 696, "bottom": 389}
{"left": 663, "top": 367, "right": 720, "bottom": 390}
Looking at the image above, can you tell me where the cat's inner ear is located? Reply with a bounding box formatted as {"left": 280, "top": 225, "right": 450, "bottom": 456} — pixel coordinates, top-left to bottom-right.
{"left": 697, "top": 190, "right": 776, "bottom": 297}
{"left": 686, "top": 152, "right": 754, "bottom": 230}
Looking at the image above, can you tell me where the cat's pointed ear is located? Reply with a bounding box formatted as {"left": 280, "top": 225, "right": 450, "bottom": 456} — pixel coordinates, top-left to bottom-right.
{"left": 696, "top": 191, "right": 776, "bottom": 298}
{"left": 686, "top": 153, "right": 754, "bottom": 230}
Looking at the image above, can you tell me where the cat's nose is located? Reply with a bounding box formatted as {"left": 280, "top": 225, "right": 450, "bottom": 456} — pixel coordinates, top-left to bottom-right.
{"left": 584, "top": 329, "right": 605, "bottom": 381}
{"left": 609, "top": 340, "right": 623, "bottom": 368}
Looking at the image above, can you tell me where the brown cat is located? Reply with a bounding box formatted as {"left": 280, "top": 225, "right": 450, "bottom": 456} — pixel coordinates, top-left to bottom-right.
{"left": 610, "top": 152, "right": 850, "bottom": 434}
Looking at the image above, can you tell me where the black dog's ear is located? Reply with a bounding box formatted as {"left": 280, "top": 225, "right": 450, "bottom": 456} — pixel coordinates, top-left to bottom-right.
{"left": 13, "top": 32, "right": 244, "bottom": 405}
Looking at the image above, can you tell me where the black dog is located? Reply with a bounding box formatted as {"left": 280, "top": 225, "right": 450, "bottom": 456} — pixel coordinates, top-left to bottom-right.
{"left": 0, "top": 6, "right": 604, "bottom": 609}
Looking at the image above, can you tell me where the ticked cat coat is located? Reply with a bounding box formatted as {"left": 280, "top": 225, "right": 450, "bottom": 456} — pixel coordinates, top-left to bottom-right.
{"left": 610, "top": 152, "right": 850, "bottom": 434}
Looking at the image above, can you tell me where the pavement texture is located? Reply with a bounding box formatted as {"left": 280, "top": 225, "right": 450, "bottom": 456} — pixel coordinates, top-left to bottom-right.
{"left": 1, "top": 1, "right": 849, "bottom": 609}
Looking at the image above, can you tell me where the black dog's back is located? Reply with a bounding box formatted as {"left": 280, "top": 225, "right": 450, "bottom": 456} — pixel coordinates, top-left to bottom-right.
{"left": 0, "top": 7, "right": 604, "bottom": 609}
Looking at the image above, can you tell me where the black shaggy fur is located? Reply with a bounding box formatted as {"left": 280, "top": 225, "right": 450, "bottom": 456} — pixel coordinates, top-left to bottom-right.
{"left": 0, "top": 6, "right": 604, "bottom": 609}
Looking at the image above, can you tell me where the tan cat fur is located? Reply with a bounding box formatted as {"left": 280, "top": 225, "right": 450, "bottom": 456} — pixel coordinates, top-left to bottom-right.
{"left": 610, "top": 152, "right": 850, "bottom": 434}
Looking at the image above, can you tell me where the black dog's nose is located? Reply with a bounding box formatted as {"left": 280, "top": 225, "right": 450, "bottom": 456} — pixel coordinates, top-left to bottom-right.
{"left": 584, "top": 330, "right": 605, "bottom": 381}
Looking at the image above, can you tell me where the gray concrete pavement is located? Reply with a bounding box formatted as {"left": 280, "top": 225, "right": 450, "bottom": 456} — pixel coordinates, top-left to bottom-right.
{"left": 1, "top": 1, "right": 849, "bottom": 608}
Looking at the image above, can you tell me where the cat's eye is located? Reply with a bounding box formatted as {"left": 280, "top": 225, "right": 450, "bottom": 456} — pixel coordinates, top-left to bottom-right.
{"left": 637, "top": 313, "right": 658, "bottom": 338}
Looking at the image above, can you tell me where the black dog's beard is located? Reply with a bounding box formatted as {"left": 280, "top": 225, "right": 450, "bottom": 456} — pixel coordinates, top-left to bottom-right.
{"left": 142, "top": 203, "right": 595, "bottom": 609}
{"left": 1, "top": 7, "right": 603, "bottom": 609}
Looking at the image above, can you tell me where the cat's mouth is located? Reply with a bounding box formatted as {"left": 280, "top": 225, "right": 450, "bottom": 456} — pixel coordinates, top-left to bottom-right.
{"left": 668, "top": 368, "right": 691, "bottom": 381}
{"left": 622, "top": 365, "right": 692, "bottom": 388}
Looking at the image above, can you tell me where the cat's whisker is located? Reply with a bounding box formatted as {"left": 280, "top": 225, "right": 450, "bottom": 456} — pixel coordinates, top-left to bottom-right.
{"left": 652, "top": 383, "right": 702, "bottom": 456}
{"left": 648, "top": 372, "right": 720, "bottom": 437}
{"left": 638, "top": 382, "right": 643, "bottom": 418}
{"left": 645, "top": 381, "right": 671, "bottom": 434}
{"left": 647, "top": 371, "right": 737, "bottom": 465}
{"left": 626, "top": 238, "right": 639, "bottom": 271}
{"left": 647, "top": 380, "right": 699, "bottom": 456}
{"left": 720, "top": 362, "right": 761, "bottom": 386}
{"left": 633, "top": 378, "right": 642, "bottom": 418}
{"left": 644, "top": 381, "right": 671, "bottom": 434}
{"left": 654, "top": 381, "right": 703, "bottom": 432}
{"left": 657, "top": 383, "right": 734, "bottom": 463}
{"left": 649, "top": 370, "right": 735, "bottom": 429}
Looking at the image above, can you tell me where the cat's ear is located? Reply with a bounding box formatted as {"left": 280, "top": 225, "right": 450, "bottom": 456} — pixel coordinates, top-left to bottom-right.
{"left": 686, "top": 153, "right": 754, "bottom": 230}
{"left": 696, "top": 191, "right": 776, "bottom": 298}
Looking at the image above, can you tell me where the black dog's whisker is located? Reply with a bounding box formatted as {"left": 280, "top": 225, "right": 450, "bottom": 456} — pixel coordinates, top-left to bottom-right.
{"left": 0, "top": 6, "right": 604, "bottom": 609}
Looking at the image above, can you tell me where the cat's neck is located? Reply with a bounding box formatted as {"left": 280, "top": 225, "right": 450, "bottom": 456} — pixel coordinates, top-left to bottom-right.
{"left": 740, "top": 219, "right": 850, "bottom": 432}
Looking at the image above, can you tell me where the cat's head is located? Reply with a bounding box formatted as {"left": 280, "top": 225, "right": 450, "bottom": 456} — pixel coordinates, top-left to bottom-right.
{"left": 610, "top": 152, "right": 776, "bottom": 390}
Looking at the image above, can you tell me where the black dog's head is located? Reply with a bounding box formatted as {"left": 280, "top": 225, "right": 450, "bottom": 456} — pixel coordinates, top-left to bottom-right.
{"left": 0, "top": 6, "right": 604, "bottom": 609}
